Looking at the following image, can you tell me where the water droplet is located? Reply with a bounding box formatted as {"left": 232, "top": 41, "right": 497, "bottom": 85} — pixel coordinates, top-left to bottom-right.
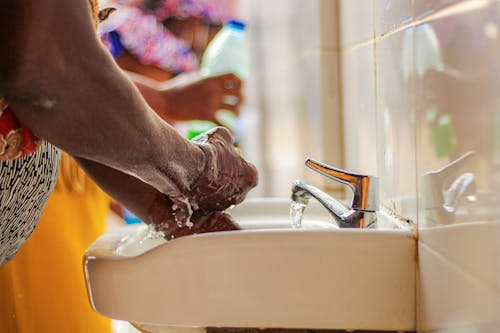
{"left": 119, "top": 235, "right": 129, "bottom": 245}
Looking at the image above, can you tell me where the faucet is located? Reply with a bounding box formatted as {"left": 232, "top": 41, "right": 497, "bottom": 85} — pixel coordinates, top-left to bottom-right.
{"left": 422, "top": 151, "right": 476, "bottom": 225}
{"left": 291, "top": 158, "right": 379, "bottom": 228}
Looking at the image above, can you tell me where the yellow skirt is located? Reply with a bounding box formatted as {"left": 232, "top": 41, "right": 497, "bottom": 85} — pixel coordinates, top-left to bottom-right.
{"left": 0, "top": 154, "right": 112, "bottom": 333}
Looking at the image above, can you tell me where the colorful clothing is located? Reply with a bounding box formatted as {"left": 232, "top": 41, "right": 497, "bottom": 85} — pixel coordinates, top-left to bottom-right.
{"left": 0, "top": 141, "right": 60, "bottom": 265}
{"left": 0, "top": 100, "right": 42, "bottom": 160}
{"left": 0, "top": 154, "right": 112, "bottom": 333}
{"left": 152, "top": 0, "right": 232, "bottom": 24}
{"left": 99, "top": 0, "right": 232, "bottom": 73}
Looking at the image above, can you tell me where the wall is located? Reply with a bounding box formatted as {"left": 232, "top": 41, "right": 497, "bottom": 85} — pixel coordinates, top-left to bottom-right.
{"left": 235, "top": 0, "right": 343, "bottom": 197}
{"left": 339, "top": 0, "right": 500, "bottom": 332}
{"left": 234, "top": 0, "right": 499, "bottom": 328}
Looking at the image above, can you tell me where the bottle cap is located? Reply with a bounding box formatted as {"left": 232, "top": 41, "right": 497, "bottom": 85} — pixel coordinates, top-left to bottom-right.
{"left": 227, "top": 19, "right": 246, "bottom": 31}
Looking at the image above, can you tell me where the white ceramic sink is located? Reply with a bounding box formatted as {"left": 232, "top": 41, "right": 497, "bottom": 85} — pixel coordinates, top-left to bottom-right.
{"left": 84, "top": 198, "right": 416, "bottom": 332}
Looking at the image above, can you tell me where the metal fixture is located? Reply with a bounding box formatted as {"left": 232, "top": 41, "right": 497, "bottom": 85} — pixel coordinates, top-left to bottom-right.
{"left": 291, "top": 158, "right": 379, "bottom": 228}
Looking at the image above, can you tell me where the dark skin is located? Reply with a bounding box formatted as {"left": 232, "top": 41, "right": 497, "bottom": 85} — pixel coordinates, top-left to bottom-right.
{"left": 76, "top": 150, "right": 241, "bottom": 235}
{"left": 131, "top": 71, "right": 243, "bottom": 124}
{"left": 0, "top": 0, "right": 257, "bottom": 230}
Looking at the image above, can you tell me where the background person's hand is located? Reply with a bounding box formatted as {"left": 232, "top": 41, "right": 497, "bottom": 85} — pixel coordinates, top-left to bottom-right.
{"left": 160, "top": 73, "right": 243, "bottom": 124}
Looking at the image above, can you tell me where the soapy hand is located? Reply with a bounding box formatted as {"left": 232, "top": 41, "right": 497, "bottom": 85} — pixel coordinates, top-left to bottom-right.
{"left": 160, "top": 211, "right": 241, "bottom": 239}
{"left": 190, "top": 126, "right": 258, "bottom": 213}
{"left": 146, "top": 127, "right": 256, "bottom": 236}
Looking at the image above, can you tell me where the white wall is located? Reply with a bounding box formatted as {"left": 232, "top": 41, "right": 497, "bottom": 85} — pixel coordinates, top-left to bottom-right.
{"left": 235, "top": 0, "right": 342, "bottom": 197}
{"left": 338, "top": 0, "right": 500, "bottom": 331}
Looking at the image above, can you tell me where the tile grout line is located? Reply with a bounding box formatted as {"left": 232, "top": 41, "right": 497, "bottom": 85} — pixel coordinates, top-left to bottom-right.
{"left": 419, "top": 240, "right": 500, "bottom": 293}
{"left": 340, "top": 0, "right": 490, "bottom": 52}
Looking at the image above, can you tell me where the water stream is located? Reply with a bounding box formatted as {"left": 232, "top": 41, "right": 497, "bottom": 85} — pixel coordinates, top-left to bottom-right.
{"left": 290, "top": 200, "right": 307, "bottom": 228}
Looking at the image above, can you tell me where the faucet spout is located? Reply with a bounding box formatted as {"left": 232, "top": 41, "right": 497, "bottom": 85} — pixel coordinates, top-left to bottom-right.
{"left": 292, "top": 158, "right": 379, "bottom": 228}
{"left": 292, "top": 180, "right": 376, "bottom": 228}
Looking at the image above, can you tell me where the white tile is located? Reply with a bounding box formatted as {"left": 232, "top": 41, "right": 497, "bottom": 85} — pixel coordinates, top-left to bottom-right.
{"left": 341, "top": 44, "right": 378, "bottom": 176}
{"left": 339, "top": 0, "right": 374, "bottom": 47}
{"left": 374, "top": 0, "right": 413, "bottom": 36}
{"left": 415, "top": 2, "right": 500, "bottom": 229}
{"left": 414, "top": 0, "right": 468, "bottom": 19}
{"left": 375, "top": 27, "right": 418, "bottom": 220}
{"left": 418, "top": 240, "right": 499, "bottom": 331}
{"left": 317, "top": 50, "right": 344, "bottom": 190}
{"left": 262, "top": 51, "right": 342, "bottom": 196}
{"left": 419, "top": 222, "right": 499, "bottom": 288}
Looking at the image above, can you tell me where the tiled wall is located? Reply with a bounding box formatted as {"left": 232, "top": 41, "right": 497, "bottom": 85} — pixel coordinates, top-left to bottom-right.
{"left": 339, "top": 0, "right": 500, "bottom": 331}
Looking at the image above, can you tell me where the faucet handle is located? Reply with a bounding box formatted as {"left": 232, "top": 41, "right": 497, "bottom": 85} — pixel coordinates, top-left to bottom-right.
{"left": 305, "top": 158, "right": 379, "bottom": 212}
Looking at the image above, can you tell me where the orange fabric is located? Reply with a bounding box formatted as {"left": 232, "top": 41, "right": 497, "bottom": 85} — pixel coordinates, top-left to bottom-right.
{"left": 0, "top": 156, "right": 112, "bottom": 333}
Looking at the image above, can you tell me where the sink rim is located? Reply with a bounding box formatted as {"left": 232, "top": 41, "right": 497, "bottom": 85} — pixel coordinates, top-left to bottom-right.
{"left": 90, "top": 198, "right": 413, "bottom": 259}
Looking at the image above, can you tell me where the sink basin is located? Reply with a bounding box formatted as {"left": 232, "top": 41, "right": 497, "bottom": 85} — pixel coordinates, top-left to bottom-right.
{"left": 84, "top": 198, "right": 416, "bottom": 332}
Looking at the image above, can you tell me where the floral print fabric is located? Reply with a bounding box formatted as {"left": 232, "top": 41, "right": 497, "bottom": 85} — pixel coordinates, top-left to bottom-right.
{"left": 0, "top": 99, "right": 41, "bottom": 161}
{"left": 100, "top": 4, "right": 200, "bottom": 73}
{"left": 99, "top": 0, "right": 232, "bottom": 73}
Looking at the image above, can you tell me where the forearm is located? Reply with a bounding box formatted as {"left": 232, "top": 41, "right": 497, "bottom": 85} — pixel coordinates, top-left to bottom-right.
{"left": 126, "top": 71, "right": 185, "bottom": 123}
{"left": 0, "top": 0, "right": 203, "bottom": 195}
{"left": 132, "top": 79, "right": 175, "bottom": 122}
{"left": 74, "top": 157, "right": 173, "bottom": 227}
{"left": 75, "top": 157, "right": 241, "bottom": 237}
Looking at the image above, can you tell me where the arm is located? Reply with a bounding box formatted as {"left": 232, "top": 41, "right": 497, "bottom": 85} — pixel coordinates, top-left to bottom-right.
{"left": 0, "top": 0, "right": 203, "bottom": 195}
{"left": 0, "top": 0, "right": 257, "bottom": 224}
{"left": 129, "top": 71, "right": 243, "bottom": 124}
{"left": 75, "top": 157, "right": 241, "bottom": 237}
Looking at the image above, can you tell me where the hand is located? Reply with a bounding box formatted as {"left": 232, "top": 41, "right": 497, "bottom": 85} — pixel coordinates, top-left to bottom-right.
{"left": 189, "top": 126, "right": 258, "bottom": 213}
{"left": 75, "top": 155, "right": 242, "bottom": 239}
{"left": 145, "top": 126, "right": 257, "bottom": 229}
{"left": 161, "top": 73, "right": 243, "bottom": 123}
{"left": 160, "top": 211, "right": 241, "bottom": 239}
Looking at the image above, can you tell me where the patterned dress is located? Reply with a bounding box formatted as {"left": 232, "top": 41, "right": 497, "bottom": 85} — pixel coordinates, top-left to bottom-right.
{"left": 0, "top": 101, "right": 60, "bottom": 265}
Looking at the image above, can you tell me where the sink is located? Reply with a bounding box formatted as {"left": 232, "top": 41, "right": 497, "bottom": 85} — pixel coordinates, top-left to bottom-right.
{"left": 84, "top": 198, "right": 416, "bottom": 332}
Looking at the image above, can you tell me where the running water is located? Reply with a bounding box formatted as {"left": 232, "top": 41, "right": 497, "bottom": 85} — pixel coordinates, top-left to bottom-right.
{"left": 290, "top": 200, "right": 307, "bottom": 228}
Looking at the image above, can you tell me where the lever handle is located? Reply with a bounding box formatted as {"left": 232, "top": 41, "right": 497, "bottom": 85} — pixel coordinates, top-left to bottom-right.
{"left": 305, "top": 157, "right": 379, "bottom": 212}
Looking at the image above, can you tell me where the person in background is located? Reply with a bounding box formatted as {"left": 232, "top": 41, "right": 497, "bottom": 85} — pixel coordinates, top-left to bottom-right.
{"left": 100, "top": 0, "right": 243, "bottom": 125}
{"left": 0, "top": 1, "right": 256, "bottom": 333}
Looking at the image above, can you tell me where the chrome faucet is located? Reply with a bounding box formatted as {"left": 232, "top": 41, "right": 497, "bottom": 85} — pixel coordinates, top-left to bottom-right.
{"left": 422, "top": 151, "right": 476, "bottom": 225}
{"left": 291, "top": 158, "right": 379, "bottom": 228}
